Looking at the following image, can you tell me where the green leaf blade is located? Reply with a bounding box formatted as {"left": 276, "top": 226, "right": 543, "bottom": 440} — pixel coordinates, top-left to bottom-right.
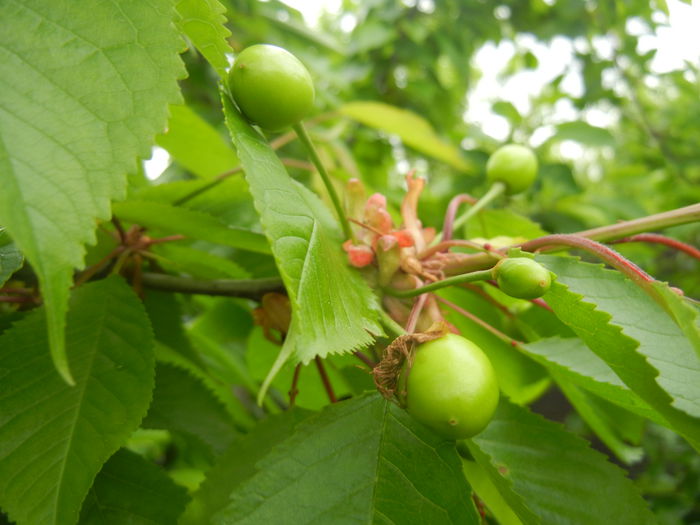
{"left": 468, "top": 399, "right": 656, "bottom": 525}
{"left": 214, "top": 393, "right": 478, "bottom": 524}
{"left": 0, "top": 277, "right": 155, "bottom": 525}
{"left": 537, "top": 255, "right": 700, "bottom": 449}
{"left": 175, "top": 0, "right": 233, "bottom": 78}
{"left": 78, "top": 449, "right": 188, "bottom": 525}
{"left": 0, "top": 0, "right": 185, "bottom": 382}
{"left": 112, "top": 200, "right": 271, "bottom": 255}
{"left": 222, "top": 94, "right": 383, "bottom": 364}
{"left": 339, "top": 101, "right": 472, "bottom": 172}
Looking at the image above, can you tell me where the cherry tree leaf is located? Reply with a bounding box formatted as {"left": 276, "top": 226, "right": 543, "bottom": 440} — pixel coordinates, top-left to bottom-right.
{"left": 467, "top": 399, "right": 655, "bottom": 525}
{"left": 175, "top": 0, "right": 232, "bottom": 78}
{"left": 537, "top": 254, "right": 700, "bottom": 451}
{"left": 78, "top": 449, "right": 188, "bottom": 525}
{"left": 0, "top": 277, "right": 155, "bottom": 525}
{"left": 0, "top": 0, "right": 185, "bottom": 383}
{"left": 222, "top": 93, "right": 383, "bottom": 366}
{"left": 214, "top": 393, "right": 479, "bottom": 525}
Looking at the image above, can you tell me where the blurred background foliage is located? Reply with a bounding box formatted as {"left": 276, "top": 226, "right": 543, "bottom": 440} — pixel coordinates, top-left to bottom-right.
{"left": 173, "top": 0, "right": 700, "bottom": 294}
{"left": 150, "top": 1, "right": 700, "bottom": 520}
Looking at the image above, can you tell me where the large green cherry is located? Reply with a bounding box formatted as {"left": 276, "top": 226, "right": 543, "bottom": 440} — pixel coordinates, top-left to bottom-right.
{"left": 228, "top": 44, "right": 315, "bottom": 132}
{"left": 401, "top": 333, "right": 499, "bottom": 439}
{"left": 486, "top": 144, "right": 538, "bottom": 194}
{"left": 493, "top": 257, "right": 552, "bottom": 299}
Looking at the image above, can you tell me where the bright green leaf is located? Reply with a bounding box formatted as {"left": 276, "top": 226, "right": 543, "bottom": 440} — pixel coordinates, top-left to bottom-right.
{"left": 467, "top": 399, "right": 656, "bottom": 525}
{"left": 78, "top": 448, "right": 188, "bottom": 525}
{"left": 222, "top": 93, "right": 384, "bottom": 366}
{"left": 156, "top": 105, "right": 239, "bottom": 179}
{"left": 552, "top": 121, "right": 615, "bottom": 147}
{"left": 0, "top": 243, "right": 22, "bottom": 287}
{"left": 340, "top": 101, "right": 472, "bottom": 172}
{"left": 0, "top": 0, "right": 184, "bottom": 383}
{"left": 175, "top": 0, "right": 232, "bottom": 78}
{"left": 537, "top": 255, "right": 700, "bottom": 451}
{"left": 0, "top": 277, "right": 155, "bottom": 525}
{"left": 112, "top": 200, "right": 271, "bottom": 254}
{"left": 214, "top": 393, "right": 479, "bottom": 524}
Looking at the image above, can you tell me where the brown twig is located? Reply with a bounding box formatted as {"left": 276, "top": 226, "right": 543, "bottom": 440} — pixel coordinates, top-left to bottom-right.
{"left": 405, "top": 293, "right": 428, "bottom": 333}
{"left": 442, "top": 194, "right": 478, "bottom": 243}
{"left": 610, "top": 233, "right": 700, "bottom": 261}
{"left": 354, "top": 351, "right": 377, "bottom": 369}
{"left": 436, "top": 296, "right": 522, "bottom": 347}
{"left": 288, "top": 363, "right": 302, "bottom": 407}
{"left": 315, "top": 356, "right": 337, "bottom": 403}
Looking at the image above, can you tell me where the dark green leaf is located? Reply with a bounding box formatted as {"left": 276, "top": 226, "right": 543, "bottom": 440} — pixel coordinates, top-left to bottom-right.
{"left": 214, "top": 393, "right": 479, "bottom": 525}
{"left": 181, "top": 410, "right": 311, "bottom": 525}
{"left": 0, "top": 277, "right": 155, "bottom": 525}
{"left": 468, "top": 399, "right": 656, "bottom": 525}
{"left": 78, "top": 449, "right": 188, "bottom": 525}
{"left": 143, "top": 362, "right": 239, "bottom": 454}
{"left": 0, "top": 243, "right": 22, "bottom": 287}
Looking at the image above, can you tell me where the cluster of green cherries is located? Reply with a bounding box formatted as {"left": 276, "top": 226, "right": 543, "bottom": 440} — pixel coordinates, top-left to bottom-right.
{"left": 228, "top": 44, "right": 551, "bottom": 440}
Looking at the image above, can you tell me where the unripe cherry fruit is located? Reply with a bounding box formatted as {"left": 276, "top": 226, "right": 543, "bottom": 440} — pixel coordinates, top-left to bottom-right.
{"left": 400, "top": 334, "right": 499, "bottom": 440}
{"left": 228, "top": 44, "right": 315, "bottom": 132}
{"left": 486, "top": 144, "right": 538, "bottom": 194}
{"left": 492, "top": 257, "right": 552, "bottom": 300}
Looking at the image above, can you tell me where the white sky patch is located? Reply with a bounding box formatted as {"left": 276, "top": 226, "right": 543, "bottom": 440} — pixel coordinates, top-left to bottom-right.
{"left": 143, "top": 146, "right": 170, "bottom": 180}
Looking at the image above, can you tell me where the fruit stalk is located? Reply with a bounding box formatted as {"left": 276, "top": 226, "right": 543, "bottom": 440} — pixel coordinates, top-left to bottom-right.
{"left": 293, "top": 122, "right": 355, "bottom": 242}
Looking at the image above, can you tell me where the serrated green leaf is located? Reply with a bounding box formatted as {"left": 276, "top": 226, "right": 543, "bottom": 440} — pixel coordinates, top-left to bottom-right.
{"left": 467, "top": 399, "right": 656, "bottom": 525}
{"left": 222, "top": 94, "right": 384, "bottom": 364}
{"left": 537, "top": 254, "right": 700, "bottom": 450}
{"left": 0, "top": 277, "right": 155, "bottom": 525}
{"left": 154, "top": 342, "right": 256, "bottom": 430}
{"left": 461, "top": 459, "right": 522, "bottom": 525}
{"left": 214, "top": 393, "right": 479, "bottom": 525}
{"left": 143, "top": 362, "right": 239, "bottom": 455}
{"left": 521, "top": 336, "right": 664, "bottom": 424}
{"left": 156, "top": 105, "right": 239, "bottom": 179}
{"left": 340, "top": 101, "right": 472, "bottom": 172}
{"left": 175, "top": 0, "right": 232, "bottom": 78}
{"left": 0, "top": 243, "right": 22, "bottom": 287}
{"left": 0, "top": 0, "right": 184, "bottom": 383}
{"left": 112, "top": 200, "right": 271, "bottom": 254}
{"left": 652, "top": 282, "right": 700, "bottom": 360}
{"left": 556, "top": 376, "right": 644, "bottom": 464}
{"left": 180, "top": 410, "right": 311, "bottom": 525}
{"left": 78, "top": 448, "right": 188, "bottom": 525}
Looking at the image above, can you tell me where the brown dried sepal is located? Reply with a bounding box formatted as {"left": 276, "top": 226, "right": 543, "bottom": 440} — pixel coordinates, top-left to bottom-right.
{"left": 372, "top": 322, "right": 449, "bottom": 404}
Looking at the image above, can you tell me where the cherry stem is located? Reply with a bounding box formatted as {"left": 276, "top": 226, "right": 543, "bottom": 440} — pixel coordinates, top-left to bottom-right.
{"left": 74, "top": 246, "right": 124, "bottom": 287}
{"left": 314, "top": 356, "right": 337, "bottom": 403}
{"left": 610, "top": 233, "right": 700, "bottom": 261}
{"left": 441, "top": 193, "right": 478, "bottom": 244}
{"left": 460, "top": 283, "right": 514, "bottom": 318}
{"left": 0, "top": 287, "right": 33, "bottom": 296}
{"left": 354, "top": 351, "right": 377, "bottom": 369}
{"left": 384, "top": 269, "right": 494, "bottom": 298}
{"left": 112, "top": 217, "right": 127, "bottom": 243}
{"left": 293, "top": 122, "right": 355, "bottom": 242}
{"left": 288, "top": 363, "right": 302, "bottom": 407}
{"left": 0, "top": 295, "right": 34, "bottom": 304}
{"left": 433, "top": 181, "right": 506, "bottom": 245}
{"left": 436, "top": 296, "right": 522, "bottom": 348}
{"left": 405, "top": 293, "right": 429, "bottom": 333}
{"left": 520, "top": 234, "right": 654, "bottom": 286}
{"left": 419, "top": 239, "right": 504, "bottom": 260}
